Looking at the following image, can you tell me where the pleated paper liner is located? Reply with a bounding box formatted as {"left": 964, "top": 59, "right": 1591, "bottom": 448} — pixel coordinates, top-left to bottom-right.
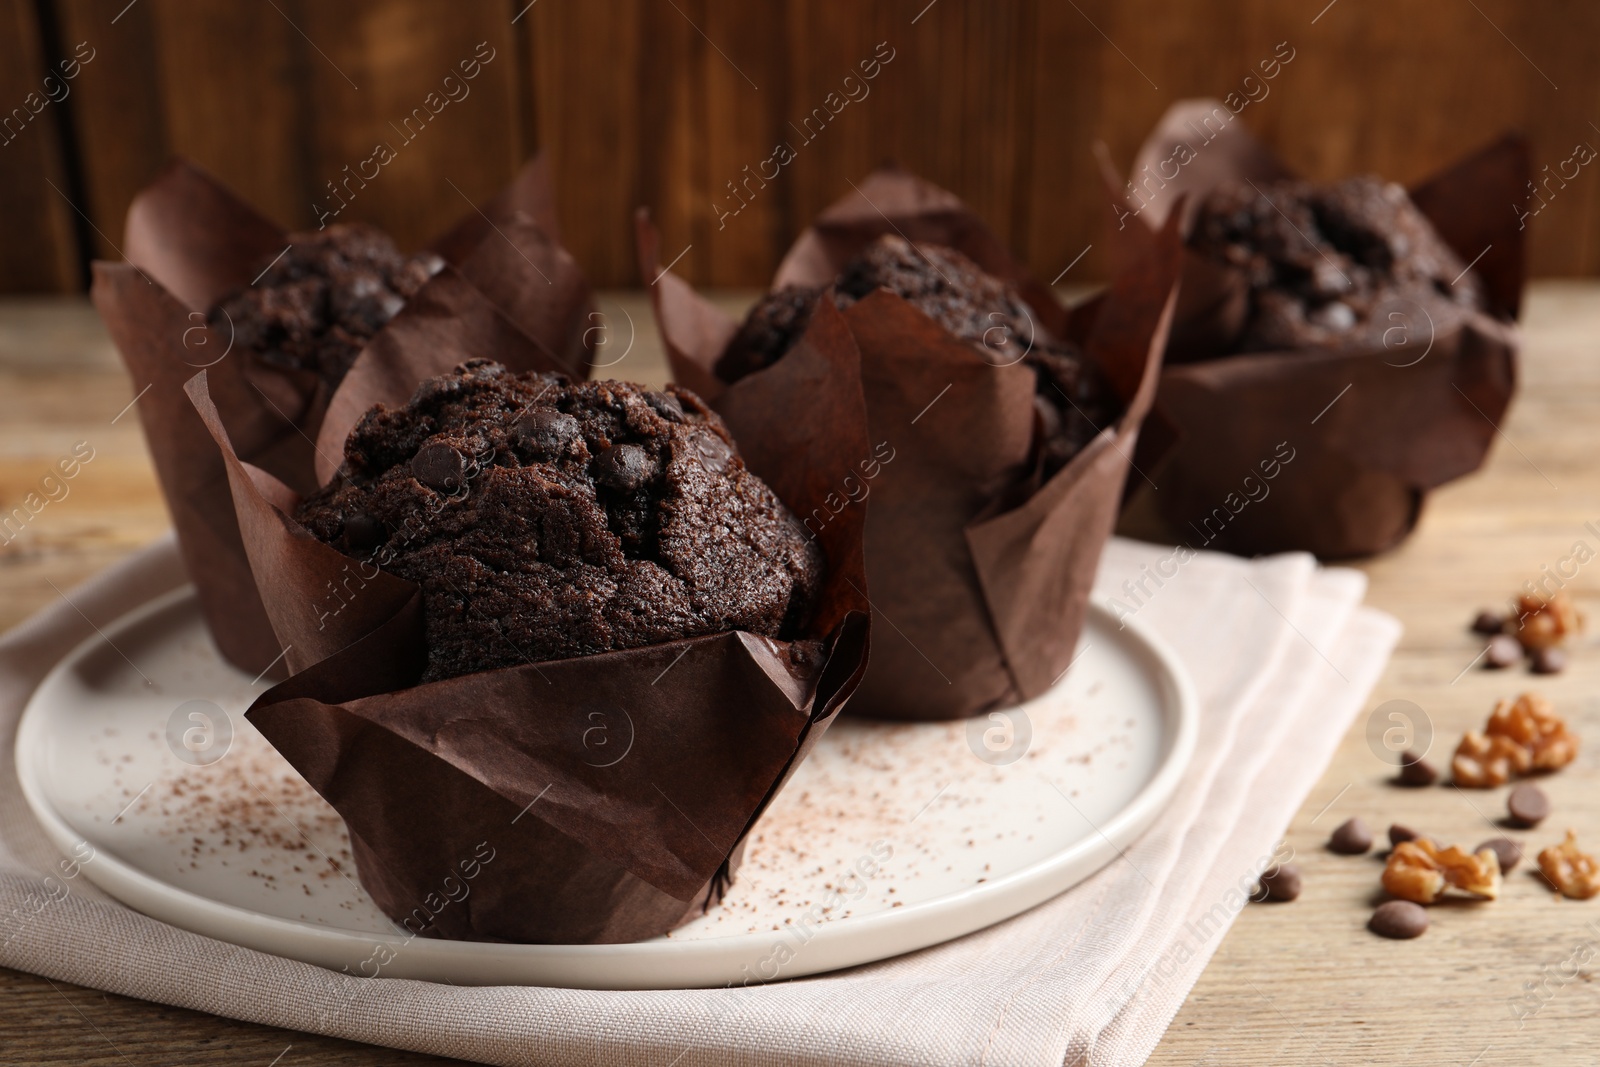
{"left": 92, "top": 156, "right": 595, "bottom": 675}
{"left": 641, "top": 166, "right": 1182, "bottom": 721}
{"left": 181, "top": 299, "right": 871, "bottom": 945}
{"left": 1109, "top": 98, "right": 1527, "bottom": 558}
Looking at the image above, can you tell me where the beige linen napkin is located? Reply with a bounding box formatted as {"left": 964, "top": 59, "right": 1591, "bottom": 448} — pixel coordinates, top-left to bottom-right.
{"left": 0, "top": 535, "right": 1397, "bottom": 1067}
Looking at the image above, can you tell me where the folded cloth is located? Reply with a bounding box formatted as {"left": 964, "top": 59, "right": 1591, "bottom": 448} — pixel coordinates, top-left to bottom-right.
{"left": 0, "top": 534, "right": 1397, "bottom": 1067}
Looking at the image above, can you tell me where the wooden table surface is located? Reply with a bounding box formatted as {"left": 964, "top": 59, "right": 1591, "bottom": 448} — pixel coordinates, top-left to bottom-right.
{"left": 2, "top": 285, "right": 1598, "bottom": 1065}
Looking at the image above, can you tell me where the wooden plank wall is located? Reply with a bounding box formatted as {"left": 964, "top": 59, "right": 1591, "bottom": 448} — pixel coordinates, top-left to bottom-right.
{"left": 0, "top": 0, "right": 82, "bottom": 292}
{"left": 3, "top": 0, "right": 1599, "bottom": 293}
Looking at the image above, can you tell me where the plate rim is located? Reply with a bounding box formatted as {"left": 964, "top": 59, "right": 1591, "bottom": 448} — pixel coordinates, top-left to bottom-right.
{"left": 15, "top": 584, "right": 1198, "bottom": 990}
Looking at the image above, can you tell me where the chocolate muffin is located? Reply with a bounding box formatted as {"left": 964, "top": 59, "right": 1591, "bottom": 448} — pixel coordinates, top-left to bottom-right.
{"left": 296, "top": 359, "right": 824, "bottom": 682}
{"left": 210, "top": 223, "right": 444, "bottom": 390}
{"left": 1189, "top": 175, "right": 1486, "bottom": 353}
{"left": 719, "top": 235, "right": 1115, "bottom": 474}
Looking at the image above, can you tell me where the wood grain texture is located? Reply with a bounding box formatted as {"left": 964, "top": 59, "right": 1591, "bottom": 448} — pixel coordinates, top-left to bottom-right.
{"left": 3, "top": 284, "right": 1600, "bottom": 1062}
{"left": 10, "top": 0, "right": 1600, "bottom": 289}
{"left": 43, "top": 0, "right": 524, "bottom": 257}
{"left": 50, "top": 0, "right": 169, "bottom": 262}
{"left": 523, "top": 0, "right": 644, "bottom": 283}
{"left": 0, "top": 0, "right": 82, "bottom": 292}
{"left": 1138, "top": 281, "right": 1600, "bottom": 1067}
{"left": 296, "top": 0, "right": 525, "bottom": 249}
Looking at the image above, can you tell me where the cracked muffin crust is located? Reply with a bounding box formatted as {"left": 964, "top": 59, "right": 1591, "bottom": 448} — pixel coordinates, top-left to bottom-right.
{"left": 211, "top": 223, "right": 445, "bottom": 390}
{"left": 719, "top": 234, "right": 1117, "bottom": 476}
{"left": 296, "top": 359, "right": 825, "bottom": 682}
{"left": 1189, "top": 175, "right": 1487, "bottom": 353}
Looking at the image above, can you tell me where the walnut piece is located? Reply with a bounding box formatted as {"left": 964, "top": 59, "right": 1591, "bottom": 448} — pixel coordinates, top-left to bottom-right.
{"left": 1452, "top": 730, "right": 1530, "bottom": 788}
{"left": 1453, "top": 692, "right": 1579, "bottom": 787}
{"left": 1512, "top": 590, "right": 1582, "bottom": 651}
{"left": 1538, "top": 830, "right": 1600, "bottom": 900}
{"left": 1381, "top": 842, "right": 1446, "bottom": 903}
{"left": 1487, "top": 692, "right": 1579, "bottom": 772}
{"left": 1382, "top": 840, "right": 1501, "bottom": 904}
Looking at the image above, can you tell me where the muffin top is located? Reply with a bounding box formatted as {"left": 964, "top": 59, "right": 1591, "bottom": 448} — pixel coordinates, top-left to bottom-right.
{"left": 1189, "top": 175, "right": 1486, "bottom": 352}
{"left": 720, "top": 235, "right": 1116, "bottom": 475}
{"left": 296, "top": 360, "right": 825, "bottom": 682}
{"left": 211, "top": 223, "right": 444, "bottom": 390}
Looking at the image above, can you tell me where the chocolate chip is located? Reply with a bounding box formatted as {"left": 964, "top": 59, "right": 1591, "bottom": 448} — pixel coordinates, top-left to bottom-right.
{"left": 377, "top": 291, "right": 406, "bottom": 320}
{"left": 592, "top": 443, "right": 653, "bottom": 491}
{"left": 1369, "top": 900, "right": 1428, "bottom": 939}
{"left": 1310, "top": 259, "right": 1352, "bottom": 297}
{"left": 411, "top": 442, "right": 467, "bottom": 492}
{"left": 1257, "top": 863, "right": 1302, "bottom": 902}
{"left": 1396, "top": 750, "right": 1439, "bottom": 787}
{"left": 1389, "top": 823, "right": 1422, "bottom": 848}
{"left": 1531, "top": 646, "right": 1567, "bottom": 675}
{"left": 413, "top": 251, "right": 447, "bottom": 279}
{"left": 687, "top": 431, "right": 732, "bottom": 473}
{"left": 1484, "top": 633, "right": 1523, "bottom": 669}
{"left": 409, "top": 373, "right": 466, "bottom": 407}
{"left": 512, "top": 408, "right": 580, "bottom": 460}
{"left": 1328, "top": 817, "right": 1373, "bottom": 855}
{"left": 1310, "top": 300, "right": 1355, "bottom": 331}
{"left": 1507, "top": 783, "right": 1551, "bottom": 828}
{"left": 340, "top": 510, "right": 385, "bottom": 551}
{"left": 1475, "top": 836, "right": 1523, "bottom": 874}
{"left": 1471, "top": 610, "right": 1506, "bottom": 636}
{"left": 646, "top": 391, "right": 685, "bottom": 422}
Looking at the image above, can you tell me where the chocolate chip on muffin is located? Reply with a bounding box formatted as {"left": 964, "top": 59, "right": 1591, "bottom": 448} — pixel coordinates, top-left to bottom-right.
{"left": 296, "top": 359, "right": 825, "bottom": 682}
{"left": 718, "top": 235, "right": 1116, "bottom": 476}
{"left": 210, "top": 223, "right": 445, "bottom": 390}
{"left": 1188, "top": 175, "right": 1486, "bottom": 353}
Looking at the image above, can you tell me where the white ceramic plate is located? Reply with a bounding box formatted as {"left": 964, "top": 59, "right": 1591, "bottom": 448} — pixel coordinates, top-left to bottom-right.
{"left": 15, "top": 586, "right": 1196, "bottom": 990}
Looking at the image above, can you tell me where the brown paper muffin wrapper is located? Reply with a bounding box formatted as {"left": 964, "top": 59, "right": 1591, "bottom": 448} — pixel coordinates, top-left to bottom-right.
{"left": 1109, "top": 98, "right": 1528, "bottom": 558}
{"left": 181, "top": 294, "right": 871, "bottom": 945}
{"left": 91, "top": 157, "right": 596, "bottom": 675}
{"left": 640, "top": 167, "right": 1183, "bottom": 721}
